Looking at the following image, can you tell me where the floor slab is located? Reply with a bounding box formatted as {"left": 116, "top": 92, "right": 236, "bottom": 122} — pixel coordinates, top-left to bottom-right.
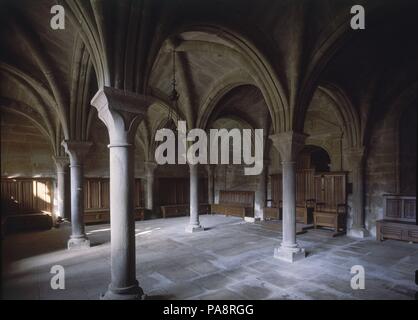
{"left": 2, "top": 215, "right": 417, "bottom": 300}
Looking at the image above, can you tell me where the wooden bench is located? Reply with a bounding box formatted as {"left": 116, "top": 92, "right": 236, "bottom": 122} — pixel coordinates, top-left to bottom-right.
{"left": 84, "top": 208, "right": 144, "bottom": 224}
{"left": 211, "top": 191, "right": 254, "bottom": 219}
{"left": 376, "top": 195, "right": 417, "bottom": 242}
{"left": 296, "top": 199, "right": 315, "bottom": 224}
{"left": 161, "top": 204, "right": 210, "bottom": 218}
{"left": 3, "top": 212, "right": 53, "bottom": 234}
{"left": 313, "top": 202, "right": 347, "bottom": 235}
{"left": 264, "top": 200, "right": 282, "bottom": 220}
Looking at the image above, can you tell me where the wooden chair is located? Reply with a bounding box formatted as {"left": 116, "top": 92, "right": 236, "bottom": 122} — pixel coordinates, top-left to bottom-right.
{"left": 296, "top": 199, "right": 315, "bottom": 224}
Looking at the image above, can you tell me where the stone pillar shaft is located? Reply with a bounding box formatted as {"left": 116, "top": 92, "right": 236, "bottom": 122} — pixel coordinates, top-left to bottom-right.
{"left": 56, "top": 171, "right": 65, "bottom": 219}
{"left": 146, "top": 174, "right": 154, "bottom": 210}
{"left": 145, "top": 162, "right": 157, "bottom": 211}
{"left": 347, "top": 148, "right": 368, "bottom": 238}
{"left": 70, "top": 163, "right": 85, "bottom": 237}
{"left": 186, "top": 164, "right": 204, "bottom": 232}
{"left": 91, "top": 86, "right": 153, "bottom": 300}
{"left": 109, "top": 143, "right": 137, "bottom": 290}
{"left": 270, "top": 131, "right": 307, "bottom": 262}
{"left": 352, "top": 165, "right": 364, "bottom": 228}
{"left": 53, "top": 156, "right": 68, "bottom": 221}
{"left": 190, "top": 164, "right": 199, "bottom": 225}
{"left": 62, "top": 141, "right": 92, "bottom": 250}
{"left": 206, "top": 165, "right": 214, "bottom": 205}
{"left": 255, "top": 162, "right": 267, "bottom": 220}
{"left": 281, "top": 161, "right": 296, "bottom": 246}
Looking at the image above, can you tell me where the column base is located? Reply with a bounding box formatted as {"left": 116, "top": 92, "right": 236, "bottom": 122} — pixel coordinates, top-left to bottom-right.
{"left": 67, "top": 236, "right": 90, "bottom": 250}
{"left": 185, "top": 224, "right": 205, "bottom": 233}
{"left": 348, "top": 226, "right": 369, "bottom": 238}
{"left": 274, "top": 245, "right": 306, "bottom": 263}
{"left": 101, "top": 282, "right": 145, "bottom": 300}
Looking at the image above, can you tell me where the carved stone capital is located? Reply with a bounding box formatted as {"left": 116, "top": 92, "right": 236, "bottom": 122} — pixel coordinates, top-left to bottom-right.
{"left": 91, "top": 87, "right": 154, "bottom": 145}
{"left": 52, "top": 156, "right": 69, "bottom": 173}
{"left": 61, "top": 141, "right": 92, "bottom": 165}
{"left": 269, "top": 131, "right": 308, "bottom": 162}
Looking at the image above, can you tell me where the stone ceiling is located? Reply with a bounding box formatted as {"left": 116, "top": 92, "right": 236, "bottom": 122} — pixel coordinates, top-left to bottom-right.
{"left": 0, "top": 0, "right": 417, "bottom": 158}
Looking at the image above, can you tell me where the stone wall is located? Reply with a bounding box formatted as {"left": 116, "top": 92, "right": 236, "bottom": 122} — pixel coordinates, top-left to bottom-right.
{"left": 0, "top": 113, "right": 150, "bottom": 180}
{"left": 365, "top": 111, "right": 399, "bottom": 237}
{"left": 214, "top": 165, "right": 259, "bottom": 203}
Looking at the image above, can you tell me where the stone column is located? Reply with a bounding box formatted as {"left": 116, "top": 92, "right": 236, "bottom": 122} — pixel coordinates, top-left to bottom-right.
{"left": 270, "top": 132, "right": 307, "bottom": 262}
{"left": 91, "top": 87, "right": 153, "bottom": 300}
{"left": 255, "top": 160, "right": 268, "bottom": 221}
{"left": 186, "top": 163, "right": 204, "bottom": 232}
{"left": 52, "top": 156, "right": 69, "bottom": 223}
{"left": 144, "top": 161, "right": 157, "bottom": 211}
{"left": 346, "top": 148, "right": 368, "bottom": 238}
{"left": 62, "top": 141, "right": 92, "bottom": 250}
{"left": 206, "top": 165, "right": 214, "bottom": 205}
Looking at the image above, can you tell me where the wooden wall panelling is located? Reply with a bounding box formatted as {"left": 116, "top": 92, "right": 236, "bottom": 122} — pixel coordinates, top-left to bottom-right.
{"left": 83, "top": 177, "right": 144, "bottom": 224}
{"left": 270, "top": 174, "right": 282, "bottom": 207}
{"left": 158, "top": 177, "right": 208, "bottom": 206}
{"left": 1, "top": 177, "right": 53, "bottom": 215}
{"left": 296, "top": 169, "right": 315, "bottom": 206}
{"left": 159, "top": 177, "right": 210, "bottom": 218}
{"left": 218, "top": 190, "right": 254, "bottom": 206}
{"left": 312, "top": 172, "right": 347, "bottom": 234}
{"left": 314, "top": 173, "right": 346, "bottom": 209}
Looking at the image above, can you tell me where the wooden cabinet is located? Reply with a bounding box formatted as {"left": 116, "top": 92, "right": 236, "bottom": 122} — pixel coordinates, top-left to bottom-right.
{"left": 376, "top": 219, "right": 418, "bottom": 242}
{"left": 377, "top": 195, "right": 417, "bottom": 242}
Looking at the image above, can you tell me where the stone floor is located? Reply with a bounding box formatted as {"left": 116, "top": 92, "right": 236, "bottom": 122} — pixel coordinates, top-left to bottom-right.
{"left": 2, "top": 215, "right": 417, "bottom": 300}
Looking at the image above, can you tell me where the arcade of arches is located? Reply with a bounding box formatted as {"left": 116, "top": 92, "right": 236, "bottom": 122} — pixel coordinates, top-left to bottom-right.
{"left": 1, "top": 0, "right": 417, "bottom": 300}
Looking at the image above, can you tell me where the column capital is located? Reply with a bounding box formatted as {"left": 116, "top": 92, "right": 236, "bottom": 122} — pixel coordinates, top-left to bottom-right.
{"left": 52, "top": 156, "right": 69, "bottom": 172}
{"left": 61, "top": 140, "right": 92, "bottom": 165}
{"left": 91, "top": 87, "right": 155, "bottom": 145}
{"left": 144, "top": 161, "right": 157, "bottom": 175}
{"left": 269, "top": 131, "right": 308, "bottom": 162}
